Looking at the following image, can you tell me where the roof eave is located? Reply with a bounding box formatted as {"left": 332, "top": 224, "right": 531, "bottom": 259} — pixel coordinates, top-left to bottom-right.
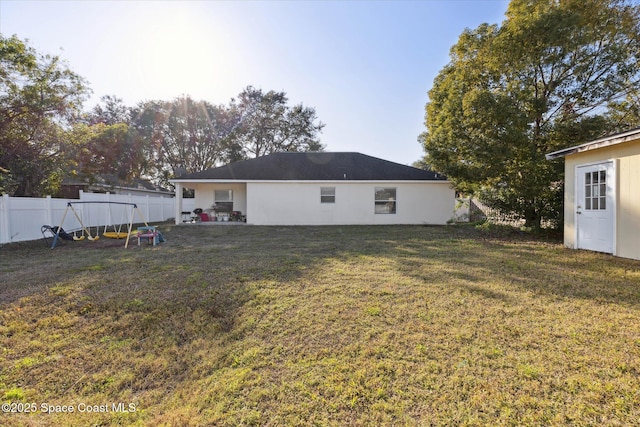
{"left": 546, "top": 127, "right": 640, "bottom": 160}
{"left": 170, "top": 179, "right": 451, "bottom": 184}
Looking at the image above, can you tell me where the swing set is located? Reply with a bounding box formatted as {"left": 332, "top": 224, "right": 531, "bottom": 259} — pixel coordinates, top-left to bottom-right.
{"left": 50, "top": 201, "right": 150, "bottom": 249}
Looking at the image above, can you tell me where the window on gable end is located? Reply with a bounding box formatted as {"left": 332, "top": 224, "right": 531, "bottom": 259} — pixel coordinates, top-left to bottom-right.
{"left": 321, "top": 187, "right": 335, "bottom": 203}
{"left": 375, "top": 187, "right": 396, "bottom": 214}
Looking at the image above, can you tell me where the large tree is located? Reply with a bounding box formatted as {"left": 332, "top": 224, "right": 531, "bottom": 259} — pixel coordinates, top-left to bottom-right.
{"left": 1, "top": 36, "right": 326, "bottom": 193}
{"left": 422, "top": 0, "right": 640, "bottom": 228}
{"left": 65, "top": 122, "right": 147, "bottom": 186}
{"left": 66, "top": 95, "right": 149, "bottom": 186}
{"left": 228, "top": 86, "right": 325, "bottom": 159}
{"left": 0, "top": 34, "right": 89, "bottom": 196}
{"left": 130, "top": 96, "right": 236, "bottom": 185}
{"left": 131, "top": 89, "right": 325, "bottom": 186}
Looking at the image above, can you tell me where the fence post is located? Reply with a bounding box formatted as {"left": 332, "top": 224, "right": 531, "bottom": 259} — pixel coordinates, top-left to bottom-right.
{"left": 45, "top": 195, "right": 53, "bottom": 226}
{"left": 78, "top": 189, "right": 85, "bottom": 227}
{"left": 0, "top": 194, "right": 10, "bottom": 244}
{"left": 106, "top": 192, "right": 112, "bottom": 227}
{"left": 174, "top": 183, "right": 183, "bottom": 225}
{"left": 164, "top": 196, "right": 171, "bottom": 221}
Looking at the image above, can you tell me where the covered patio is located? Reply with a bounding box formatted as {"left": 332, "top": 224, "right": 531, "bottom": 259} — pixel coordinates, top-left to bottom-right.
{"left": 175, "top": 181, "right": 247, "bottom": 224}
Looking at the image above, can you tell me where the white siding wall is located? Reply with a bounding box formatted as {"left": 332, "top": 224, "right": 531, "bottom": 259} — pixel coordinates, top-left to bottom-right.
{"left": 245, "top": 181, "right": 454, "bottom": 225}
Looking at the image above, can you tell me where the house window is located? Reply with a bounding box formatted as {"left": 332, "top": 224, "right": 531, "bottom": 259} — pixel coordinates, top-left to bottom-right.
{"left": 321, "top": 187, "right": 335, "bottom": 203}
{"left": 214, "top": 190, "right": 233, "bottom": 213}
{"left": 214, "top": 190, "right": 233, "bottom": 202}
{"left": 584, "top": 171, "right": 606, "bottom": 210}
{"left": 375, "top": 187, "right": 396, "bottom": 214}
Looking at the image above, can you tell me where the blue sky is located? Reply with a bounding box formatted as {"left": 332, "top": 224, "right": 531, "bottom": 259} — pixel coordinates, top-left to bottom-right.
{"left": 1, "top": 0, "right": 510, "bottom": 166}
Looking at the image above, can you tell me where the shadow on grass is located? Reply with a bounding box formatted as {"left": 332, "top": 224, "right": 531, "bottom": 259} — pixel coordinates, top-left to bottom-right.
{"left": 383, "top": 225, "right": 640, "bottom": 307}
{"left": 0, "top": 224, "right": 336, "bottom": 423}
{"left": 2, "top": 223, "right": 640, "bottom": 425}
{"left": 3, "top": 223, "right": 639, "bottom": 311}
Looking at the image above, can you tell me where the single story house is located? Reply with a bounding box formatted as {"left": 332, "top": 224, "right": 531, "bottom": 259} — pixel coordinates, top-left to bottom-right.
{"left": 546, "top": 127, "right": 640, "bottom": 260}
{"left": 170, "top": 152, "right": 454, "bottom": 226}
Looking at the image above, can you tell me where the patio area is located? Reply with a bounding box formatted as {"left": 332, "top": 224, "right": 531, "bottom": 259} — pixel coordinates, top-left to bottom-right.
{"left": 180, "top": 209, "right": 247, "bottom": 224}
{"left": 181, "top": 220, "right": 247, "bottom": 226}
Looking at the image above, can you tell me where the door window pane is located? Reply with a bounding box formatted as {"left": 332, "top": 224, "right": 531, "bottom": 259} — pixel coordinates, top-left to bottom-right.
{"left": 584, "top": 171, "right": 607, "bottom": 211}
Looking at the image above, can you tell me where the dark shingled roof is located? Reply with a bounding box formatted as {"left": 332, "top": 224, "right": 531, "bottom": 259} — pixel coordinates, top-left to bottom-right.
{"left": 175, "top": 152, "right": 446, "bottom": 181}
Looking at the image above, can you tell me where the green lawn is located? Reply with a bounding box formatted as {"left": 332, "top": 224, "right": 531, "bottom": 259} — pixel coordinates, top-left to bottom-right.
{"left": 1, "top": 224, "right": 639, "bottom": 426}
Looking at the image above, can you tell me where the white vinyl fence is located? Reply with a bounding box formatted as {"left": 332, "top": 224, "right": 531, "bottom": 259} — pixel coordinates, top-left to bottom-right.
{"left": 0, "top": 192, "right": 195, "bottom": 244}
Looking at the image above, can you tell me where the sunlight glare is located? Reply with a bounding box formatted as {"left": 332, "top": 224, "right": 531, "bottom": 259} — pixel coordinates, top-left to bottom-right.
{"left": 132, "top": 5, "right": 239, "bottom": 100}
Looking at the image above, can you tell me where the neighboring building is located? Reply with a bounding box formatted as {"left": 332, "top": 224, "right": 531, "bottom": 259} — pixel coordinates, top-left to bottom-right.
{"left": 546, "top": 127, "right": 640, "bottom": 260}
{"left": 170, "top": 152, "right": 454, "bottom": 226}
{"left": 60, "top": 175, "right": 173, "bottom": 199}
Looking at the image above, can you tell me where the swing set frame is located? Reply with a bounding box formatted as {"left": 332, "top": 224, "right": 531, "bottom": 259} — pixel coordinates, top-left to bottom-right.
{"left": 50, "top": 201, "right": 149, "bottom": 249}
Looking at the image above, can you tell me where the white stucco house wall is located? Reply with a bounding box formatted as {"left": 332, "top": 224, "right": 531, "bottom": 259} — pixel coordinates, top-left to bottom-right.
{"left": 546, "top": 127, "right": 640, "bottom": 260}
{"left": 170, "top": 152, "right": 454, "bottom": 226}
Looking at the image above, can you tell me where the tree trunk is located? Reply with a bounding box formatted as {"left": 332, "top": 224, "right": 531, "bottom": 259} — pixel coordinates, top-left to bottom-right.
{"left": 523, "top": 213, "right": 542, "bottom": 230}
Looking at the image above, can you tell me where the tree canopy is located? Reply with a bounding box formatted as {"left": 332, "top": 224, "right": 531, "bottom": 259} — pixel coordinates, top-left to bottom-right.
{"left": 131, "top": 89, "right": 325, "bottom": 187}
{"left": 0, "top": 34, "right": 89, "bottom": 196}
{"left": 229, "top": 86, "right": 325, "bottom": 159}
{"left": 0, "top": 35, "right": 325, "bottom": 196}
{"left": 130, "top": 97, "right": 236, "bottom": 186}
{"left": 421, "top": 0, "right": 640, "bottom": 228}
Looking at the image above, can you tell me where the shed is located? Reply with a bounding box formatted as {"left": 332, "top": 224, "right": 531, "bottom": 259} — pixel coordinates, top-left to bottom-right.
{"left": 546, "top": 127, "right": 640, "bottom": 259}
{"left": 170, "top": 152, "right": 454, "bottom": 226}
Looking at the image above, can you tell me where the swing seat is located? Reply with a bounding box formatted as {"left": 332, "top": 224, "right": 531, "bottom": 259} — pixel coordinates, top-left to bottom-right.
{"left": 103, "top": 231, "right": 132, "bottom": 239}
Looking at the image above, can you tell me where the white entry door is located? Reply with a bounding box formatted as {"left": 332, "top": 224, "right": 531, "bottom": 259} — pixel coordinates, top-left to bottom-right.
{"left": 576, "top": 162, "right": 614, "bottom": 253}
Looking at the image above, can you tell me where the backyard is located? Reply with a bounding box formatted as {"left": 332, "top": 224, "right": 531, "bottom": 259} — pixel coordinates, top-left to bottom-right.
{"left": 1, "top": 223, "right": 639, "bottom": 426}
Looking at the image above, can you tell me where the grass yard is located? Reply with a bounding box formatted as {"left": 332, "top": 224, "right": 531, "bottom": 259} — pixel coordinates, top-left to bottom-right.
{"left": 1, "top": 223, "right": 640, "bottom": 426}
